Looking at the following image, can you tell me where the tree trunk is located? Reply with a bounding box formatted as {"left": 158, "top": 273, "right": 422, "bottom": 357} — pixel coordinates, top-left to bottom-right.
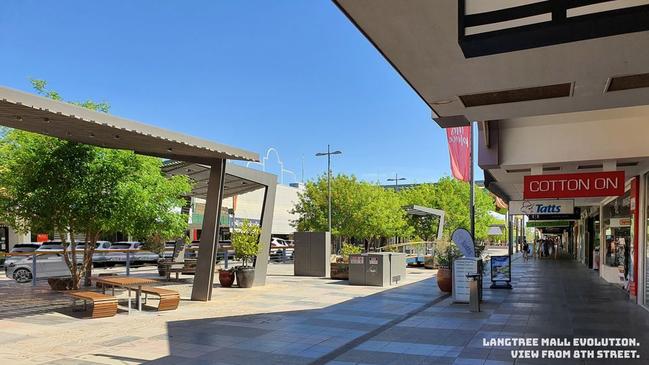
{"left": 61, "top": 229, "right": 81, "bottom": 290}
{"left": 83, "top": 231, "right": 101, "bottom": 287}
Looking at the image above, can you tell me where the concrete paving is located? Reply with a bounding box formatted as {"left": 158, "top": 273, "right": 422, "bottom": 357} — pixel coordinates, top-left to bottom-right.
{"left": 2, "top": 256, "right": 649, "bottom": 364}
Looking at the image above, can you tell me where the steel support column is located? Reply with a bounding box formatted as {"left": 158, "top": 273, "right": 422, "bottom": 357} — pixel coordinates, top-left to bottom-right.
{"left": 252, "top": 179, "right": 277, "bottom": 286}
{"left": 191, "top": 159, "right": 226, "bottom": 301}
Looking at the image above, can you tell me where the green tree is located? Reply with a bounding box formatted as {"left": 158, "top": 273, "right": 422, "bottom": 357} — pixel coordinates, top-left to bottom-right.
{"left": 0, "top": 80, "right": 191, "bottom": 288}
{"left": 231, "top": 219, "right": 261, "bottom": 267}
{"left": 399, "top": 177, "right": 497, "bottom": 241}
{"left": 291, "top": 174, "right": 408, "bottom": 249}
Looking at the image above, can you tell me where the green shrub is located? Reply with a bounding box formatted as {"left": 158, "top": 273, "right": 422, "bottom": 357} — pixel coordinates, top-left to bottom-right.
{"left": 232, "top": 219, "right": 261, "bottom": 267}
{"left": 339, "top": 243, "right": 362, "bottom": 263}
{"left": 435, "top": 243, "right": 462, "bottom": 268}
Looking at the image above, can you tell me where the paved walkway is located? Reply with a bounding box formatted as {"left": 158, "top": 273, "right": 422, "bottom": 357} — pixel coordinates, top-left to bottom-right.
{"left": 149, "top": 257, "right": 649, "bottom": 365}
{"left": 3, "top": 257, "right": 649, "bottom": 364}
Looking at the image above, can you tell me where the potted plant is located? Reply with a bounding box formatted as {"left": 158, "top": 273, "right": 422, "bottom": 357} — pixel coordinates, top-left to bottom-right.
{"left": 231, "top": 219, "right": 261, "bottom": 288}
{"left": 435, "top": 243, "right": 462, "bottom": 292}
{"left": 424, "top": 255, "right": 435, "bottom": 269}
{"left": 218, "top": 268, "right": 235, "bottom": 287}
{"left": 331, "top": 243, "right": 362, "bottom": 280}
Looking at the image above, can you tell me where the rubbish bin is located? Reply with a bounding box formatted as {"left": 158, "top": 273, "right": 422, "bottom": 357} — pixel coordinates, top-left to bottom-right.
{"left": 466, "top": 273, "right": 481, "bottom": 312}
{"left": 349, "top": 253, "right": 406, "bottom": 286}
{"left": 366, "top": 253, "right": 406, "bottom": 286}
{"left": 348, "top": 254, "right": 367, "bottom": 285}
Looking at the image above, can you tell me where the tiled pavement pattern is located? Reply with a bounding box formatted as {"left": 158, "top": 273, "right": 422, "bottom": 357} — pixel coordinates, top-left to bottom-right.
{"left": 148, "top": 257, "right": 649, "bottom": 365}
{"left": 0, "top": 265, "right": 436, "bottom": 364}
{"left": 3, "top": 257, "right": 649, "bottom": 364}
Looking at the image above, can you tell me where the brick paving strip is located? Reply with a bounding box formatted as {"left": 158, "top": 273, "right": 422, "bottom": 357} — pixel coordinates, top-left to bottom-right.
{"left": 309, "top": 292, "right": 451, "bottom": 365}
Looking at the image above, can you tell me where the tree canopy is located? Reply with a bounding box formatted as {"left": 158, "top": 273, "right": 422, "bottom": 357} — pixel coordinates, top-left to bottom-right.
{"left": 292, "top": 174, "right": 497, "bottom": 249}
{"left": 0, "top": 80, "right": 191, "bottom": 287}
{"left": 291, "top": 174, "right": 409, "bottom": 246}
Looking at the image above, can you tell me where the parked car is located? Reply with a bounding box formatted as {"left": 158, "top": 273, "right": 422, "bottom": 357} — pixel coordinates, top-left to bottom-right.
{"left": 88, "top": 241, "right": 112, "bottom": 267}
{"left": 271, "top": 237, "right": 288, "bottom": 248}
{"left": 105, "top": 241, "right": 159, "bottom": 266}
{"left": 2, "top": 243, "right": 42, "bottom": 268}
{"left": 162, "top": 241, "right": 178, "bottom": 259}
{"left": 184, "top": 240, "right": 234, "bottom": 262}
{"left": 5, "top": 253, "right": 78, "bottom": 283}
{"left": 35, "top": 240, "right": 112, "bottom": 266}
{"left": 35, "top": 240, "right": 64, "bottom": 252}
{"left": 270, "top": 238, "right": 293, "bottom": 261}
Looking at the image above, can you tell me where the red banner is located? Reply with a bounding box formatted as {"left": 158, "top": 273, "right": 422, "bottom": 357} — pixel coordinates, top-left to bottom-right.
{"left": 524, "top": 171, "right": 625, "bottom": 199}
{"left": 446, "top": 126, "right": 471, "bottom": 182}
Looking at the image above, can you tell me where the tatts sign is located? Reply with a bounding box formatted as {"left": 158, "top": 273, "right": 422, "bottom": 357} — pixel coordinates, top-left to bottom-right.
{"left": 524, "top": 171, "right": 625, "bottom": 199}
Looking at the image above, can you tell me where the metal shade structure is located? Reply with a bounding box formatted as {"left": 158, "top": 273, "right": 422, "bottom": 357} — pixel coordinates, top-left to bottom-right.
{"left": 0, "top": 86, "right": 257, "bottom": 164}
{"left": 403, "top": 205, "right": 445, "bottom": 241}
{"left": 0, "top": 85, "right": 270, "bottom": 301}
{"left": 163, "top": 161, "right": 271, "bottom": 199}
{"left": 163, "top": 160, "right": 277, "bottom": 290}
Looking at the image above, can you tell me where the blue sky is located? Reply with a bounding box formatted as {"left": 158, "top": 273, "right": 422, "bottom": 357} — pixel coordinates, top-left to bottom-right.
{"left": 0, "top": 1, "right": 482, "bottom": 185}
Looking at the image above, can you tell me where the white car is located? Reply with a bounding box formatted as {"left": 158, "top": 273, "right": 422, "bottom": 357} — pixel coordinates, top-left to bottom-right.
{"left": 105, "top": 242, "right": 159, "bottom": 265}
{"left": 270, "top": 238, "right": 293, "bottom": 261}
{"left": 271, "top": 238, "right": 288, "bottom": 248}
{"left": 36, "top": 240, "right": 112, "bottom": 265}
{"left": 2, "top": 243, "right": 41, "bottom": 268}
{"left": 5, "top": 253, "right": 76, "bottom": 283}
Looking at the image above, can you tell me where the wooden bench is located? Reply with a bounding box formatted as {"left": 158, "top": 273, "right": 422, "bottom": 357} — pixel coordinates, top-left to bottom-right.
{"left": 137, "top": 287, "right": 180, "bottom": 311}
{"left": 67, "top": 291, "right": 118, "bottom": 318}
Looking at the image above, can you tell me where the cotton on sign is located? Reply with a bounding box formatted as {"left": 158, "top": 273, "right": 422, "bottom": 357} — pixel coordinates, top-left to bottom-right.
{"left": 523, "top": 171, "right": 625, "bottom": 199}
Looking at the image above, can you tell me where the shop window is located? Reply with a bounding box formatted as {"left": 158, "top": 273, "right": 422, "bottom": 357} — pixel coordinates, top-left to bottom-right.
{"left": 602, "top": 191, "right": 631, "bottom": 287}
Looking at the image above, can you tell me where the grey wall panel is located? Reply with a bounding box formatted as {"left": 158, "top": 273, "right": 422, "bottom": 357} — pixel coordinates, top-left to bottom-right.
{"left": 294, "top": 232, "right": 330, "bottom": 277}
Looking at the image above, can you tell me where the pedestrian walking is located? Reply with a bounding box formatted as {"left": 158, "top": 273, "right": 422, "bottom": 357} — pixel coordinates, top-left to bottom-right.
{"left": 523, "top": 241, "right": 529, "bottom": 262}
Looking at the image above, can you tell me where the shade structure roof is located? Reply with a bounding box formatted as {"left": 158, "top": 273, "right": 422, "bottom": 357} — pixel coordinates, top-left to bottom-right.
{"left": 0, "top": 86, "right": 258, "bottom": 164}
{"left": 404, "top": 205, "right": 445, "bottom": 218}
{"left": 163, "top": 161, "right": 276, "bottom": 199}
{"left": 487, "top": 225, "right": 504, "bottom": 236}
{"left": 403, "top": 205, "right": 445, "bottom": 241}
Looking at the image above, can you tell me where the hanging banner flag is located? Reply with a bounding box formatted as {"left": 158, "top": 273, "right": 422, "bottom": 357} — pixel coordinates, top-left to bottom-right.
{"left": 446, "top": 126, "right": 471, "bottom": 182}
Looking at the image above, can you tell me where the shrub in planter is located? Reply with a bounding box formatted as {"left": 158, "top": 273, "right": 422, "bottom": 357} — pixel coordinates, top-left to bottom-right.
{"left": 232, "top": 219, "right": 261, "bottom": 288}
{"left": 424, "top": 255, "right": 435, "bottom": 269}
{"left": 435, "top": 244, "right": 462, "bottom": 293}
{"left": 48, "top": 277, "right": 75, "bottom": 290}
{"left": 330, "top": 243, "right": 362, "bottom": 280}
{"left": 218, "top": 268, "right": 235, "bottom": 287}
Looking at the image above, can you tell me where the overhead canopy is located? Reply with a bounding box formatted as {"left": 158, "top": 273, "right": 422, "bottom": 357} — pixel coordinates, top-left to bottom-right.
{"left": 404, "top": 205, "right": 445, "bottom": 217}
{"left": 0, "top": 86, "right": 258, "bottom": 164}
{"left": 403, "top": 205, "right": 445, "bottom": 241}
{"left": 334, "top": 1, "right": 649, "bottom": 125}
{"left": 487, "top": 225, "right": 504, "bottom": 236}
{"left": 163, "top": 161, "right": 275, "bottom": 199}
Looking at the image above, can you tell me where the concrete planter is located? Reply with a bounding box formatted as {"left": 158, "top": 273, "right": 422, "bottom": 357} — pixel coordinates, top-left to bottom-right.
{"left": 236, "top": 267, "right": 255, "bottom": 288}
{"left": 330, "top": 262, "right": 349, "bottom": 280}
{"left": 436, "top": 267, "right": 452, "bottom": 292}
{"left": 47, "top": 277, "right": 75, "bottom": 290}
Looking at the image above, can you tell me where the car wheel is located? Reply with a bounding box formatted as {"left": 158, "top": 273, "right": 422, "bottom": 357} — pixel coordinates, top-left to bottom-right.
{"left": 13, "top": 268, "right": 32, "bottom": 283}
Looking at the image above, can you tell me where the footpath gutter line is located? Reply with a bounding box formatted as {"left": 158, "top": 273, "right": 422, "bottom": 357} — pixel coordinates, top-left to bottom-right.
{"left": 309, "top": 290, "right": 452, "bottom": 365}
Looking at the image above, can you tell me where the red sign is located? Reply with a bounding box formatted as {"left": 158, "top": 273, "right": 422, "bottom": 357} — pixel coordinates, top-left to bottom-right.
{"left": 36, "top": 234, "right": 49, "bottom": 242}
{"left": 446, "top": 126, "right": 471, "bottom": 182}
{"left": 523, "top": 171, "right": 625, "bottom": 199}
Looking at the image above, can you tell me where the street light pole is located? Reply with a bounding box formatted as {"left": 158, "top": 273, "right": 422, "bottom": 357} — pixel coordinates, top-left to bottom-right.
{"left": 387, "top": 174, "right": 406, "bottom": 246}
{"left": 316, "top": 145, "right": 342, "bottom": 234}
{"left": 387, "top": 173, "right": 406, "bottom": 192}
